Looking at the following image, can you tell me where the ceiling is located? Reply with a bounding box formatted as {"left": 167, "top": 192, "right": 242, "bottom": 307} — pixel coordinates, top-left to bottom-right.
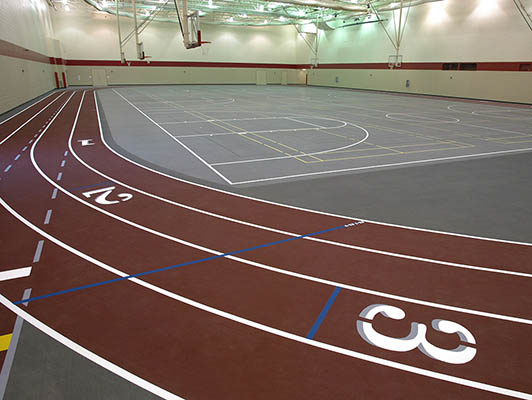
{"left": 49, "top": 0, "right": 446, "bottom": 27}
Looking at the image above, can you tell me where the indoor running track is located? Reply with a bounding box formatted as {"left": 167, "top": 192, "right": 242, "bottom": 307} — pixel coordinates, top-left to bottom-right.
{"left": 0, "top": 89, "right": 531, "bottom": 399}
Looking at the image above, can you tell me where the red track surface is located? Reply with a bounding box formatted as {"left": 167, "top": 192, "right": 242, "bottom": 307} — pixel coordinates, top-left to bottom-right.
{"left": 1, "top": 89, "right": 531, "bottom": 399}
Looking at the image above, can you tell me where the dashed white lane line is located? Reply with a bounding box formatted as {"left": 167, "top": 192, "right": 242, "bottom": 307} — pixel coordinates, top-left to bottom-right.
{"left": 43, "top": 209, "right": 53, "bottom": 225}
{"left": 4, "top": 165, "right": 12, "bottom": 173}
{"left": 64, "top": 150, "right": 69, "bottom": 157}
{"left": 22, "top": 146, "right": 28, "bottom": 152}
{"left": 14, "top": 154, "right": 20, "bottom": 161}
{"left": 56, "top": 172, "right": 62, "bottom": 181}
{"left": 60, "top": 160, "right": 66, "bottom": 167}
{"left": 28, "top": 139, "right": 33, "bottom": 144}
{"left": 0, "top": 267, "right": 32, "bottom": 282}
{"left": 33, "top": 240, "right": 44, "bottom": 263}
{"left": 51, "top": 188, "right": 58, "bottom": 199}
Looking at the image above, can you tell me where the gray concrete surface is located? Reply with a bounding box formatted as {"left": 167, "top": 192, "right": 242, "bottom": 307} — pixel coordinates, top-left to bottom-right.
{"left": 98, "top": 85, "right": 532, "bottom": 242}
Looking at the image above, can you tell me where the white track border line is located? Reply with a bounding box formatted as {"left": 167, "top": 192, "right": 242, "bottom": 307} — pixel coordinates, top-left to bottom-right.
{"left": 112, "top": 89, "right": 233, "bottom": 185}
{"left": 26, "top": 92, "right": 532, "bottom": 326}
{"left": 0, "top": 198, "right": 531, "bottom": 400}
{"left": 0, "top": 92, "right": 66, "bottom": 146}
{"left": 100, "top": 90, "right": 532, "bottom": 246}
{"left": 0, "top": 91, "right": 55, "bottom": 126}
{"left": 0, "top": 293, "right": 183, "bottom": 400}
{"left": 80, "top": 95, "right": 532, "bottom": 279}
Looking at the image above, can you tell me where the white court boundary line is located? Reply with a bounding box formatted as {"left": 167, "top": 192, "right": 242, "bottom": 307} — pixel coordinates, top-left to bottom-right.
{"left": 27, "top": 92, "right": 532, "bottom": 325}
{"left": 0, "top": 91, "right": 55, "bottom": 126}
{"left": 0, "top": 197, "right": 531, "bottom": 400}
{"left": 101, "top": 90, "right": 532, "bottom": 246}
{"left": 385, "top": 113, "right": 460, "bottom": 124}
{"left": 0, "top": 92, "right": 66, "bottom": 146}
{"left": 77, "top": 95, "right": 532, "bottom": 279}
{"left": 112, "top": 89, "right": 233, "bottom": 185}
{"left": 229, "top": 146, "right": 532, "bottom": 185}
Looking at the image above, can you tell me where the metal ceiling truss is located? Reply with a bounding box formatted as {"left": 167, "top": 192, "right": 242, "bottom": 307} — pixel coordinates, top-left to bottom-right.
{"left": 77, "top": 0, "right": 445, "bottom": 27}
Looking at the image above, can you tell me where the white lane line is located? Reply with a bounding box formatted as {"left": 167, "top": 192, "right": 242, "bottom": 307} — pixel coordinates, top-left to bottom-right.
{"left": 0, "top": 91, "right": 55, "bottom": 126}
{"left": 0, "top": 197, "right": 530, "bottom": 400}
{"left": 64, "top": 150, "right": 68, "bottom": 157}
{"left": 0, "top": 289, "right": 32, "bottom": 400}
{"left": 112, "top": 89, "right": 233, "bottom": 185}
{"left": 22, "top": 146, "right": 28, "bottom": 152}
{"left": 44, "top": 209, "right": 53, "bottom": 225}
{"left": 4, "top": 165, "right": 12, "bottom": 173}
{"left": 60, "top": 160, "right": 66, "bottom": 167}
{"left": 51, "top": 188, "right": 58, "bottom": 199}
{"left": 33, "top": 133, "right": 38, "bottom": 138}
{"left": 0, "top": 293, "right": 183, "bottom": 400}
{"left": 28, "top": 139, "right": 33, "bottom": 144}
{"left": 230, "top": 146, "right": 532, "bottom": 185}
{"left": 74, "top": 93, "right": 532, "bottom": 278}
{"left": 0, "top": 267, "right": 32, "bottom": 282}
{"left": 38, "top": 129, "right": 42, "bottom": 133}
{"left": 14, "top": 154, "right": 21, "bottom": 161}
{"left": 33, "top": 240, "right": 44, "bottom": 263}
{"left": 99, "top": 94, "right": 532, "bottom": 247}
{"left": 30, "top": 99, "right": 532, "bottom": 325}
{"left": 56, "top": 172, "right": 62, "bottom": 181}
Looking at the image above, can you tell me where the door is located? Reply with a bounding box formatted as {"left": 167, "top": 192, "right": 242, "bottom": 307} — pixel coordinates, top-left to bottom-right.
{"left": 256, "top": 71, "right": 267, "bottom": 86}
{"left": 91, "top": 68, "right": 108, "bottom": 86}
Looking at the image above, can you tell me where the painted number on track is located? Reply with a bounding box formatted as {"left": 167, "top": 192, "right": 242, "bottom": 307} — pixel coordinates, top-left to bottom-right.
{"left": 356, "top": 304, "right": 477, "bottom": 365}
{"left": 82, "top": 186, "right": 133, "bottom": 205}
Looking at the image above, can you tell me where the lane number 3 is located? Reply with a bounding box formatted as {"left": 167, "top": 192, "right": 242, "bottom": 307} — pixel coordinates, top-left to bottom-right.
{"left": 82, "top": 186, "right": 133, "bottom": 205}
{"left": 356, "top": 304, "right": 477, "bottom": 365}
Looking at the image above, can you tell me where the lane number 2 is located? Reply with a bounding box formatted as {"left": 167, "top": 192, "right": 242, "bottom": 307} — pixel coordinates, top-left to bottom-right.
{"left": 82, "top": 186, "right": 133, "bottom": 205}
{"left": 356, "top": 304, "right": 477, "bottom": 365}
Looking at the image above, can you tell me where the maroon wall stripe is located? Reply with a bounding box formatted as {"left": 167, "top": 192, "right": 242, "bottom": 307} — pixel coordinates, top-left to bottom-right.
{"left": 0, "top": 39, "right": 51, "bottom": 64}
{"left": 65, "top": 59, "right": 309, "bottom": 69}
{"left": 1, "top": 39, "right": 530, "bottom": 72}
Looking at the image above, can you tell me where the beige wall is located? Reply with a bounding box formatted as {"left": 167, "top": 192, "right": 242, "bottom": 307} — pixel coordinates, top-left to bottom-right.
{"left": 52, "top": 9, "right": 305, "bottom": 64}
{"left": 0, "top": 0, "right": 56, "bottom": 113}
{"left": 317, "top": 0, "right": 532, "bottom": 63}
{"left": 308, "top": 69, "right": 532, "bottom": 104}
{"left": 0, "top": 0, "right": 57, "bottom": 114}
{"left": 67, "top": 65, "right": 306, "bottom": 86}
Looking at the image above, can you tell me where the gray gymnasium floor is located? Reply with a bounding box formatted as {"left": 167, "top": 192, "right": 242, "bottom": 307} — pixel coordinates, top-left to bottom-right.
{"left": 99, "top": 84, "right": 532, "bottom": 242}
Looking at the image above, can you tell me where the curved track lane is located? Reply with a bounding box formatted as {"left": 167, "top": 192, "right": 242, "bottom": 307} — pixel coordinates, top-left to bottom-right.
{"left": 0, "top": 89, "right": 531, "bottom": 399}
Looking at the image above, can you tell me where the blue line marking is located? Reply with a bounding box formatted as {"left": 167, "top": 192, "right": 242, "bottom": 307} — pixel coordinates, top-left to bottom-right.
{"left": 69, "top": 181, "right": 114, "bottom": 192}
{"left": 13, "top": 222, "right": 363, "bottom": 306}
{"left": 306, "top": 287, "right": 342, "bottom": 340}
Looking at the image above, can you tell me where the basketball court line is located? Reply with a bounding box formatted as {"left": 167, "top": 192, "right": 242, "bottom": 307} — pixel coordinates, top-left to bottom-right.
{"left": 25, "top": 91, "right": 532, "bottom": 325}
{"left": 112, "top": 89, "right": 233, "bottom": 184}
{"left": 114, "top": 89, "right": 532, "bottom": 186}
{"left": 228, "top": 146, "right": 532, "bottom": 185}
{"left": 1, "top": 198, "right": 530, "bottom": 400}
{"left": 98, "top": 90, "right": 532, "bottom": 247}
